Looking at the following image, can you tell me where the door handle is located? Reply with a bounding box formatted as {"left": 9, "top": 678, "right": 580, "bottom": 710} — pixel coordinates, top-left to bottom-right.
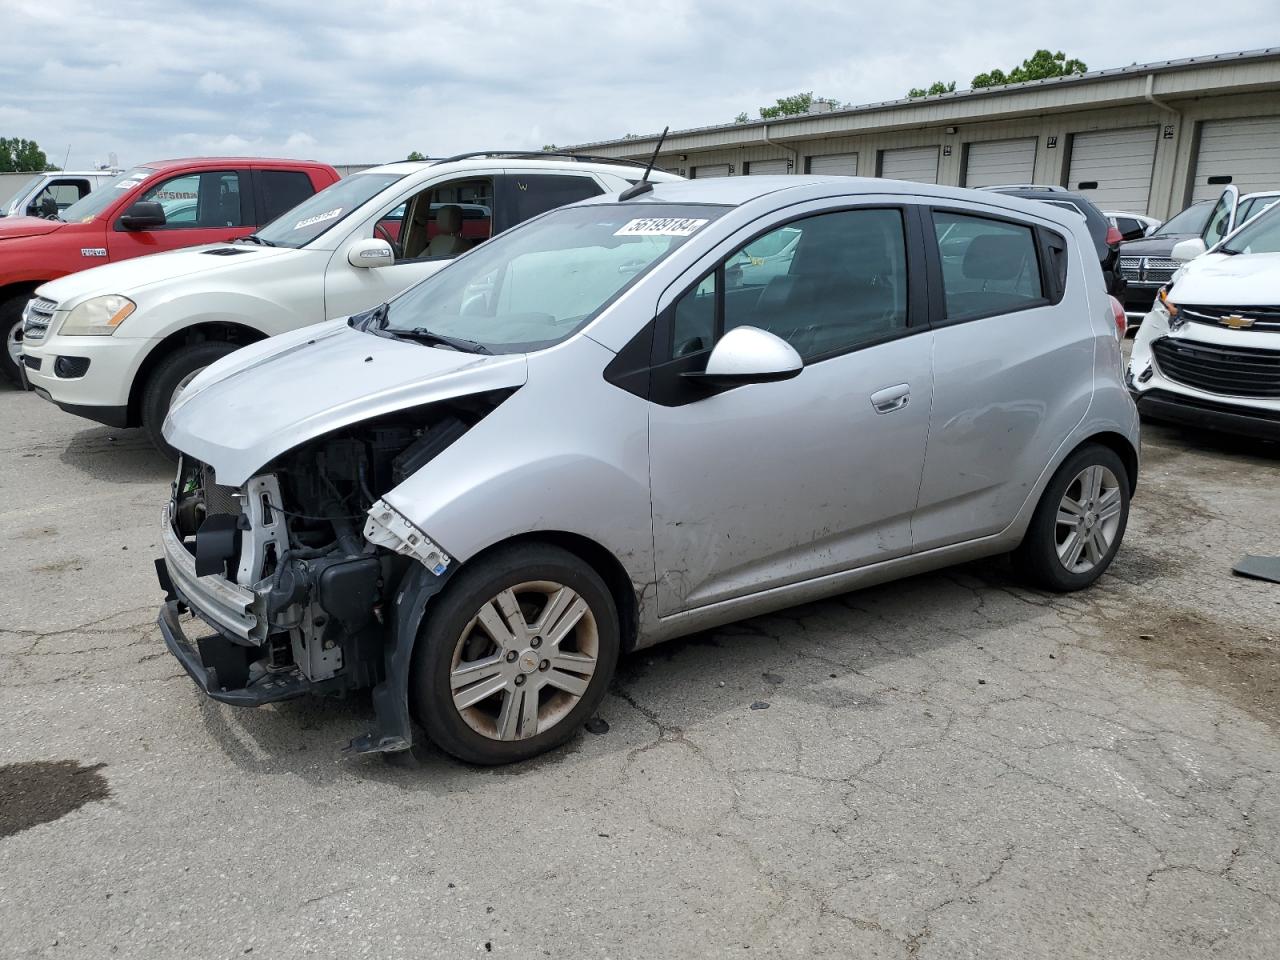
{"left": 870, "top": 383, "right": 910, "bottom": 414}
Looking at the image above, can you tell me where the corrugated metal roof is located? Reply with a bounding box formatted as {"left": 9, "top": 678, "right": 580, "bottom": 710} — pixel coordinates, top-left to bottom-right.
{"left": 569, "top": 47, "right": 1280, "bottom": 152}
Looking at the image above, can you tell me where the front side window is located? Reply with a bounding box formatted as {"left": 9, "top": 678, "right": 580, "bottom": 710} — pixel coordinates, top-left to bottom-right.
{"left": 932, "top": 211, "right": 1044, "bottom": 321}
{"left": 391, "top": 177, "right": 494, "bottom": 261}
{"left": 669, "top": 209, "right": 909, "bottom": 363}
{"left": 28, "top": 179, "right": 91, "bottom": 216}
{"left": 379, "top": 203, "right": 725, "bottom": 353}
{"left": 138, "top": 171, "right": 242, "bottom": 228}
{"left": 254, "top": 172, "right": 407, "bottom": 247}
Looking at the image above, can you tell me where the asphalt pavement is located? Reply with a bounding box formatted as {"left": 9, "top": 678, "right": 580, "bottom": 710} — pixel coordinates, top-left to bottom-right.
{"left": 2, "top": 380, "right": 1278, "bottom": 959}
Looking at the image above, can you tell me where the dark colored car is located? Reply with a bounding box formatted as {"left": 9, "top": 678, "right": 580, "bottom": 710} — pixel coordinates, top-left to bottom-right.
{"left": 1115, "top": 200, "right": 1214, "bottom": 320}
{"left": 980, "top": 185, "right": 1126, "bottom": 299}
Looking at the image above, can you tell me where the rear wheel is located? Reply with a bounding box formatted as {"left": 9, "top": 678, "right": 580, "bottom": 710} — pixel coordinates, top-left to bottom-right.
{"left": 411, "top": 543, "right": 620, "bottom": 765}
{"left": 141, "top": 341, "right": 237, "bottom": 459}
{"left": 1014, "top": 443, "right": 1130, "bottom": 591}
{"left": 2, "top": 295, "right": 31, "bottom": 387}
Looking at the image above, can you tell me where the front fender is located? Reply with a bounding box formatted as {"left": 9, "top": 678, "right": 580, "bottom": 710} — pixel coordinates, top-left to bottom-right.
{"left": 382, "top": 336, "right": 655, "bottom": 603}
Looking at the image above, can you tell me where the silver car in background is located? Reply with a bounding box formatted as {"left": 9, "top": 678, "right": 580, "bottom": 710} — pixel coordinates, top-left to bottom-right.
{"left": 157, "top": 176, "right": 1139, "bottom": 765}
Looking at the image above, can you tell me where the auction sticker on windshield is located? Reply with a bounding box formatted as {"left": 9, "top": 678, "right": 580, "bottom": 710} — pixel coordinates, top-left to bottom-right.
{"left": 295, "top": 208, "right": 343, "bottom": 230}
{"left": 614, "top": 217, "right": 709, "bottom": 237}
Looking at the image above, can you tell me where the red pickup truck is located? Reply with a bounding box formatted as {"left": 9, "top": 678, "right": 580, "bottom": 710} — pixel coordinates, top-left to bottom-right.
{"left": 1, "top": 157, "right": 340, "bottom": 384}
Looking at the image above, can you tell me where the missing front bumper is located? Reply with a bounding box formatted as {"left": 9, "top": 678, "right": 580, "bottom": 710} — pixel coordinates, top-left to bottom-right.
{"left": 157, "top": 596, "right": 310, "bottom": 706}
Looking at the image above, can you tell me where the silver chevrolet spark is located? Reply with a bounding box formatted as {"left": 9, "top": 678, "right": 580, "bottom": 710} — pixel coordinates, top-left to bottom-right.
{"left": 158, "top": 176, "right": 1139, "bottom": 765}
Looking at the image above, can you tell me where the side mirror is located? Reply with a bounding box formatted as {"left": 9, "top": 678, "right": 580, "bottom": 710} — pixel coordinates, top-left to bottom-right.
{"left": 684, "top": 325, "right": 803, "bottom": 389}
{"left": 1171, "top": 237, "right": 1207, "bottom": 263}
{"left": 348, "top": 237, "right": 395, "bottom": 268}
{"left": 119, "top": 201, "right": 167, "bottom": 230}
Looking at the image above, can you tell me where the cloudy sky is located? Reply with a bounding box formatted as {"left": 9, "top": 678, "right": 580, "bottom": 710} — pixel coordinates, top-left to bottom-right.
{"left": 2, "top": 0, "right": 1275, "bottom": 168}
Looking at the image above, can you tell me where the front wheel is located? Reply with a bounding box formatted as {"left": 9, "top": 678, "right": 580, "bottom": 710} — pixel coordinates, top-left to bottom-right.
{"left": 411, "top": 543, "right": 620, "bottom": 765}
{"left": 141, "top": 341, "right": 238, "bottom": 459}
{"left": 1013, "top": 443, "right": 1130, "bottom": 591}
{"left": 2, "top": 296, "right": 31, "bottom": 388}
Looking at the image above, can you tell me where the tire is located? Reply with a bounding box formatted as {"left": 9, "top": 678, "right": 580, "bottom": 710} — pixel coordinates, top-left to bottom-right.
{"left": 2, "top": 295, "right": 31, "bottom": 388}
{"left": 411, "top": 542, "right": 620, "bottom": 765}
{"left": 1013, "top": 443, "right": 1130, "bottom": 592}
{"left": 141, "top": 341, "right": 237, "bottom": 459}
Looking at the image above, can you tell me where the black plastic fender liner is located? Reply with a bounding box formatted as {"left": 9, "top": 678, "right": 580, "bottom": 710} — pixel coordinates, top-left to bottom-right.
{"left": 348, "top": 562, "right": 451, "bottom": 754}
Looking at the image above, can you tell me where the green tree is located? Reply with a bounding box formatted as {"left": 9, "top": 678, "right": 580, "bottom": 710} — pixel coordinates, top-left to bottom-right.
{"left": 734, "top": 112, "right": 750, "bottom": 124}
{"left": 759, "top": 92, "right": 816, "bottom": 119}
{"left": 0, "top": 137, "right": 50, "bottom": 172}
{"left": 406, "top": 150, "right": 427, "bottom": 161}
{"left": 972, "top": 50, "right": 1087, "bottom": 88}
{"left": 906, "top": 80, "right": 956, "bottom": 98}
{"left": 541, "top": 144, "right": 559, "bottom": 152}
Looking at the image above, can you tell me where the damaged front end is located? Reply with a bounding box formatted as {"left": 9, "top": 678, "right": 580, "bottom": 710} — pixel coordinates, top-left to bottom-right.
{"left": 156, "top": 393, "right": 506, "bottom": 753}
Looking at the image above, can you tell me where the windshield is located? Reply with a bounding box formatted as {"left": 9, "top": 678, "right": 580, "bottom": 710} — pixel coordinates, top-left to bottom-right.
{"left": 3, "top": 175, "right": 43, "bottom": 216}
{"left": 380, "top": 203, "right": 727, "bottom": 353}
{"left": 60, "top": 167, "right": 153, "bottom": 223}
{"left": 1218, "top": 203, "right": 1280, "bottom": 255}
{"left": 254, "top": 172, "right": 406, "bottom": 247}
{"left": 1152, "top": 201, "right": 1212, "bottom": 237}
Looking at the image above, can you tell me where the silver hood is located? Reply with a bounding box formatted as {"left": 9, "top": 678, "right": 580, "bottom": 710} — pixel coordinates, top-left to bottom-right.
{"left": 164, "top": 320, "right": 528, "bottom": 486}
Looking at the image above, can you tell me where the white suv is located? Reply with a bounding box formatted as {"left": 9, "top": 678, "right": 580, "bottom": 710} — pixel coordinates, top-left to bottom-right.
{"left": 22, "top": 154, "right": 677, "bottom": 454}
{"left": 1128, "top": 200, "right": 1280, "bottom": 439}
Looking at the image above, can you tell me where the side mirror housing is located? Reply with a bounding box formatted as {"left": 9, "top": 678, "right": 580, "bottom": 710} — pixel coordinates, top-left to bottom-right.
{"left": 348, "top": 237, "right": 395, "bottom": 268}
{"left": 684, "top": 325, "right": 803, "bottom": 389}
{"left": 1171, "top": 237, "right": 1207, "bottom": 263}
{"left": 119, "top": 201, "right": 167, "bottom": 230}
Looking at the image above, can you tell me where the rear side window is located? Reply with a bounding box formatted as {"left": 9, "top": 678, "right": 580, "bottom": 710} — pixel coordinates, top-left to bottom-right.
{"left": 508, "top": 174, "right": 604, "bottom": 224}
{"left": 258, "top": 170, "right": 316, "bottom": 223}
{"left": 932, "top": 212, "right": 1045, "bottom": 321}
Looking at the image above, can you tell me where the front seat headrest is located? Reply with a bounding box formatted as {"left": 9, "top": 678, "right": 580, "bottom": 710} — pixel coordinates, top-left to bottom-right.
{"left": 435, "top": 204, "right": 463, "bottom": 235}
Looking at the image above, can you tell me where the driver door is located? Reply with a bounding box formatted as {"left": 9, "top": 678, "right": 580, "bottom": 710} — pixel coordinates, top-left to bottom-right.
{"left": 324, "top": 175, "right": 495, "bottom": 320}
{"left": 646, "top": 205, "right": 934, "bottom": 616}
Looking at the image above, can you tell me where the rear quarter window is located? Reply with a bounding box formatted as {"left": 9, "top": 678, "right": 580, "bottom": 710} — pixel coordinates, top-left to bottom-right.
{"left": 258, "top": 170, "right": 318, "bottom": 224}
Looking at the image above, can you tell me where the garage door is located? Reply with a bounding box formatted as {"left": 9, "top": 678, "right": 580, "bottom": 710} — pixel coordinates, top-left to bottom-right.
{"left": 963, "top": 138, "right": 1037, "bottom": 188}
{"left": 880, "top": 146, "right": 939, "bottom": 184}
{"left": 1067, "top": 127, "right": 1158, "bottom": 212}
{"left": 808, "top": 153, "right": 858, "bottom": 176}
{"left": 1191, "top": 117, "right": 1280, "bottom": 201}
{"left": 747, "top": 159, "right": 789, "bottom": 175}
{"left": 692, "top": 164, "right": 731, "bottom": 179}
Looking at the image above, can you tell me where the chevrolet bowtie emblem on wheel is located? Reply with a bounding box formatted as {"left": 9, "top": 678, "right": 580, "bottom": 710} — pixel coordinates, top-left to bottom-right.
{"left": 1218, "top": 314, "right": 1256, "bottom": 329}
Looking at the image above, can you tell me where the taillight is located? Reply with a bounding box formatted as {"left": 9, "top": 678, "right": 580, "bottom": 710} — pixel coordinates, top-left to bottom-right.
{"left": 1105, "top": 225, "right": 1124, "bottom": 247}
{"left": 1108, "top": 295, "right": 1127, "bottom": 339}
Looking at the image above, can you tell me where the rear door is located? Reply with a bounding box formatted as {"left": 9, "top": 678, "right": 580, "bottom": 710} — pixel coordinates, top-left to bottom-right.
{"left": 913, "top": 206, "right": 1092, "bottom": 551}
{"left": 106, "top": 168, "right": 254, "bottom": 260}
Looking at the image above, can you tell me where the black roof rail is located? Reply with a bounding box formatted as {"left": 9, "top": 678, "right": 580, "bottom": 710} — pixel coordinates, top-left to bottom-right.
{"left": 431, "top": 151, "right": 649, "bottom": 169}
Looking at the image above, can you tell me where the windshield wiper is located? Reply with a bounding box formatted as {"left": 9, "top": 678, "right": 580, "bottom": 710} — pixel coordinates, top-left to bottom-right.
{"left": 234, "top": 233, "right": 276, "bottom": 246}
{"left": 1217, "top": 246, "right": 1242, "bottom": 256}
{"left": 395, "top": 327, "right": 493, "bottom": 354}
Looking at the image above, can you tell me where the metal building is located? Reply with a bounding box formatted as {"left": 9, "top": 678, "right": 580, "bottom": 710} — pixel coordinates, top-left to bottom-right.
{"left": 568, "top": 48, "right": 1280, "bottom": 219}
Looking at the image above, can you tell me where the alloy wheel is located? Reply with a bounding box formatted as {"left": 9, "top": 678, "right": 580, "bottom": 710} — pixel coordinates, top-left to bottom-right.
{"left": 449, "top": 580, "right": 599, "bottom": 741}
{"left": 1055, "top": 464, "right": 1123, "bottom": 574}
